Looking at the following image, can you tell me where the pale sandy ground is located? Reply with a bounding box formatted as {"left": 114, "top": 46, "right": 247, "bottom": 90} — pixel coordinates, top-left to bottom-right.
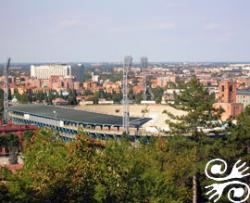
{"left": 0, "top": 156, "right": 23, "bottom": 165}
{"left": 75, "top": 104, "right": 185, "bottom": 132}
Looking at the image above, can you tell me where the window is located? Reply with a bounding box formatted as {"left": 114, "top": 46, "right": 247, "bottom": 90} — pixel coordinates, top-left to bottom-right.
{"left": 229, "top": 85, "right": 233, "bottom": 92}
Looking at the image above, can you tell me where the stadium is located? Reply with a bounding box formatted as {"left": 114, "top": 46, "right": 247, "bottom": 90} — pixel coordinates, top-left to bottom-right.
{"left": 8, "top": 104, "right": 154, "bottom": 141}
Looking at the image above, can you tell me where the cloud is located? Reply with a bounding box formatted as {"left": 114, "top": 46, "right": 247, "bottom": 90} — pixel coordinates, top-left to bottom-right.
{"left": 146, "top": 22, "right": 176, "bottom": 30}
{"left": 108, "top": 21, "right": 176, "bottom": 33}
{"left": 218, "top": 31, "right": 235, "bottom": 42}
{"left": 108, "top": 26, "right": 133, "bottom": 33}
{"left": 203, "top": 23, "right": 220, "bottom": 31}
{"left": 58, "top": 19, "right": 87, "bottom": 29}
{"left": 165, "top": 2, "right": 185, "bottom": 8}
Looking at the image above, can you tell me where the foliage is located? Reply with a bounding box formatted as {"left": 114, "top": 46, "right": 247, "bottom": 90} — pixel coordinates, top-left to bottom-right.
{"left": 220, "top": 105, "right": 250, "bottom": 161}
{"left": 0, "top": 77, "right": 248, "bottom": 202}
{"left": 0, "top": 130, "right": 201, "bottom": 203}
{"left": 14, "top": 89, "right": 30, "bottom": 104}
{"left": 152, "top": 87, "right": 164, "bottom": 104}
{"left": 0, "top": 133, "right": 19, "bottom": 149}
{"left": 166, "top": 81, "right": 177, "bottom": 89}
{"left": 100, "top": 73, "right": 122, "bottom": 83}
{"left": 0, "top": 128, "right": 233, "bottom": 203}
{"left": 135, "top": 93, "right": 143, "bottom": 104}
{"left": 68, "top": 89, "right": 78, "bottom": 105}
{"left": 165, "top": 76, "right": 223, "bottom": 137}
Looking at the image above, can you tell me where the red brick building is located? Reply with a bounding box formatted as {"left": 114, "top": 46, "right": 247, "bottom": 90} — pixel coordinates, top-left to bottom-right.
{"left": 214, "top": 80, "right": 243, "bottom": 120}
{"left": 0, "top": 120, "right": 37, "bottom": 155}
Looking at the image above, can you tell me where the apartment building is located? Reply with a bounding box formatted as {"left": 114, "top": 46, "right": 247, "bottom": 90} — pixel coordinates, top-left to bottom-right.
{"left": 30, "top": 64, "right": 84, "bottom": 82}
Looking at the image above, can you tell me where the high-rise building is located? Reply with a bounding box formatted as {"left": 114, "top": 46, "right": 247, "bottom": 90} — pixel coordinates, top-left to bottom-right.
{"left": 71, "top": 65, "right": 85, "bottom": 82}
{"left": 30, "top": 64, "right": 85, "bottom": 82}
{"left": 141, "top": 57, "right": 148, "bottom": 69}
{"left": 124, "top": 56, "right": 133, "bottom": 67}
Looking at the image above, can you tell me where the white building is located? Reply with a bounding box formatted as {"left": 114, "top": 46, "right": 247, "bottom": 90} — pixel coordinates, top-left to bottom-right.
{"left": 30, "top": 64, "right": 85, "bottom": 82}
{"left": 91, "top": 74, "right": 99, "bottom": 82}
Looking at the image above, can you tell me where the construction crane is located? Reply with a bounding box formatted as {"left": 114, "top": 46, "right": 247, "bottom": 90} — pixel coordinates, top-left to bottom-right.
{"left": 3, "top": 58, "right": 11, "bottom": 124}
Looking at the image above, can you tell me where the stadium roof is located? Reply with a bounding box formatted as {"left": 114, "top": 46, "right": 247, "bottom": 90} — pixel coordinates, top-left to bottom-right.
{"left": 9, "top": 104, "right": 151, "bottom": 127}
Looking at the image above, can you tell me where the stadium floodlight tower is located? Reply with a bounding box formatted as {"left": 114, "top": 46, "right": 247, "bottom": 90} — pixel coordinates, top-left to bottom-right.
{"left": 122, "top": 55, "right": 133, "bottom": 135}
{"left": 3, "top": 58, "right": 11, "bottom": 124}
{"left": 141, "top": 57, "right": 148, "bottom": 101}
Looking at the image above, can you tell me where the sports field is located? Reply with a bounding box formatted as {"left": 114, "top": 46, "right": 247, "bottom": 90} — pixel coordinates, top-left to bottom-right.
{"left": 76, "top": 104, "right": 185, "bottom": 132}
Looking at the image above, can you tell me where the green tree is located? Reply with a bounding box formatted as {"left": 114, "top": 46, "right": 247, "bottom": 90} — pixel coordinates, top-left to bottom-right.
{"left": 166, "top": 76, "right": 222, "bottom": 137}
{"left": 14, "top": 89, "right": 29, "bottom": 104}
{"left": 68, "top": 89, "right": 78, "bottom": 105}
{"left": 91, "top": 91, "right": 100, "bottom": 104}
{"left": 111, "top": 92, "right": 122, "bottom": 103}
{"left": 128, "top": 88, "right": 134, "bottom": 101}
{"left": 152, "top": 87, "right": 164, "bottom": 104}
{"left": 3, "top": 129, "right": 100, "bottom": 203}
{"left": 0, "top": 122, "right": 237, "bottom": 203}
{"left": 5, "top": 129, "right": 70, "bottom": 202}
{"left": 165, "top": 76, "right": 223, "bottom": 203}
{"left": 94, "top": 141, "right": 151, "bottom": 203}
{"left": 145, "top": 137, "right": 193, "bottom": 202}
{"left": 221, "top": 105, "right": 250, "bottom": 161}
{"left": 166, "top": 81, "right": 177, "bottom": 89}
{"left": 135, "top": 93, "right": 143, "bottom": 104}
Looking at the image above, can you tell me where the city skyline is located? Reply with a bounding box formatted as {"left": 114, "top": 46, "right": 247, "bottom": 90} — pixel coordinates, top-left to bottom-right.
{"left": 1, "top": 0, "right": 250, "bottom": 63}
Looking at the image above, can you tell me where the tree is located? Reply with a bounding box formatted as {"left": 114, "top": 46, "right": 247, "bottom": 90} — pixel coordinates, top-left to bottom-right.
{"left": 5, "top": 129, "right": 70, "bottom": 202}
{"left": 0, "top": 128, "right": 195, "bottom": 202}
{"left": 0, "top": 121, "right": 239, "bottom": 202}
{"left": 166, "top": 81, "right": 177, "bottom": 89}
{"left": 215, "top": 106, "right": 250, "bottom": 202}
{"left": 92, "top": 91, "right": 100, "bottom": 104}
{"left": 94, "top": 141, "right": 151, "bottom": 203}
{"left": 135, "top": 93, "right": 143, "bottom": 104}
{"left": 0, "top": 183, "right": 10, "bottom": 202}
{"left": 2, "top": 129, "right": 101, "bottom": 202}
{"left": 0, "top": 133, "right": 20, "bottom": 152}
{"left": 13, "top": 89, "right": 29, "bottom": 104}
{"left": 140, "top": 137, "right": 194, "bottom": 202}
{"left": 165, "top": 76, "right": 223, "bottom": 203}
{"left": 222, "top": 105, "right": 250, "bottom": 161}
{"left": 68, "top": 89, "right": 78, "bottom": 105}
{"left": 152, "top": 87, "right": 164, "bottom": 104}
{"left": 8, "top": 88, "right": 12, "bottom": 100}
{"left": 111, "top": 92, "right": 122, "bottom": 103}
{"left": 166, "top": 76, "right": 222, "bottom": 137}
{"left": 128, "top": 88, "right": 134, "bottom": 101}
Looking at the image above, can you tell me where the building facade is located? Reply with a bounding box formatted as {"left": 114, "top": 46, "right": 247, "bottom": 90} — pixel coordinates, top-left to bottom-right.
{"left": 214, "top": 80, "right": 243, "bottom": 120}
{"left": 236, "top": 89, "right": 250, "bottom": 108}
{"left": 218, "top": 80, "right": 237, "bottom": 103}
{"left": 30, "top": 64, "right": 85, "bottom": 82}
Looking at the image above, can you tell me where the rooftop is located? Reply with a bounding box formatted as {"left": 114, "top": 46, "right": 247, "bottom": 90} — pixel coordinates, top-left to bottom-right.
{"left": 9, "top": 104, "right": 151, "bottom": 127}
{"left": 237, "top": 89, "right": 250, "bottom": 95}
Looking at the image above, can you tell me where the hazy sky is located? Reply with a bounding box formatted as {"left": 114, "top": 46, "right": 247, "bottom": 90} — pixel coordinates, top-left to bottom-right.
{"left": 1, "top": 0, "right": 250, "bottom": 63}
